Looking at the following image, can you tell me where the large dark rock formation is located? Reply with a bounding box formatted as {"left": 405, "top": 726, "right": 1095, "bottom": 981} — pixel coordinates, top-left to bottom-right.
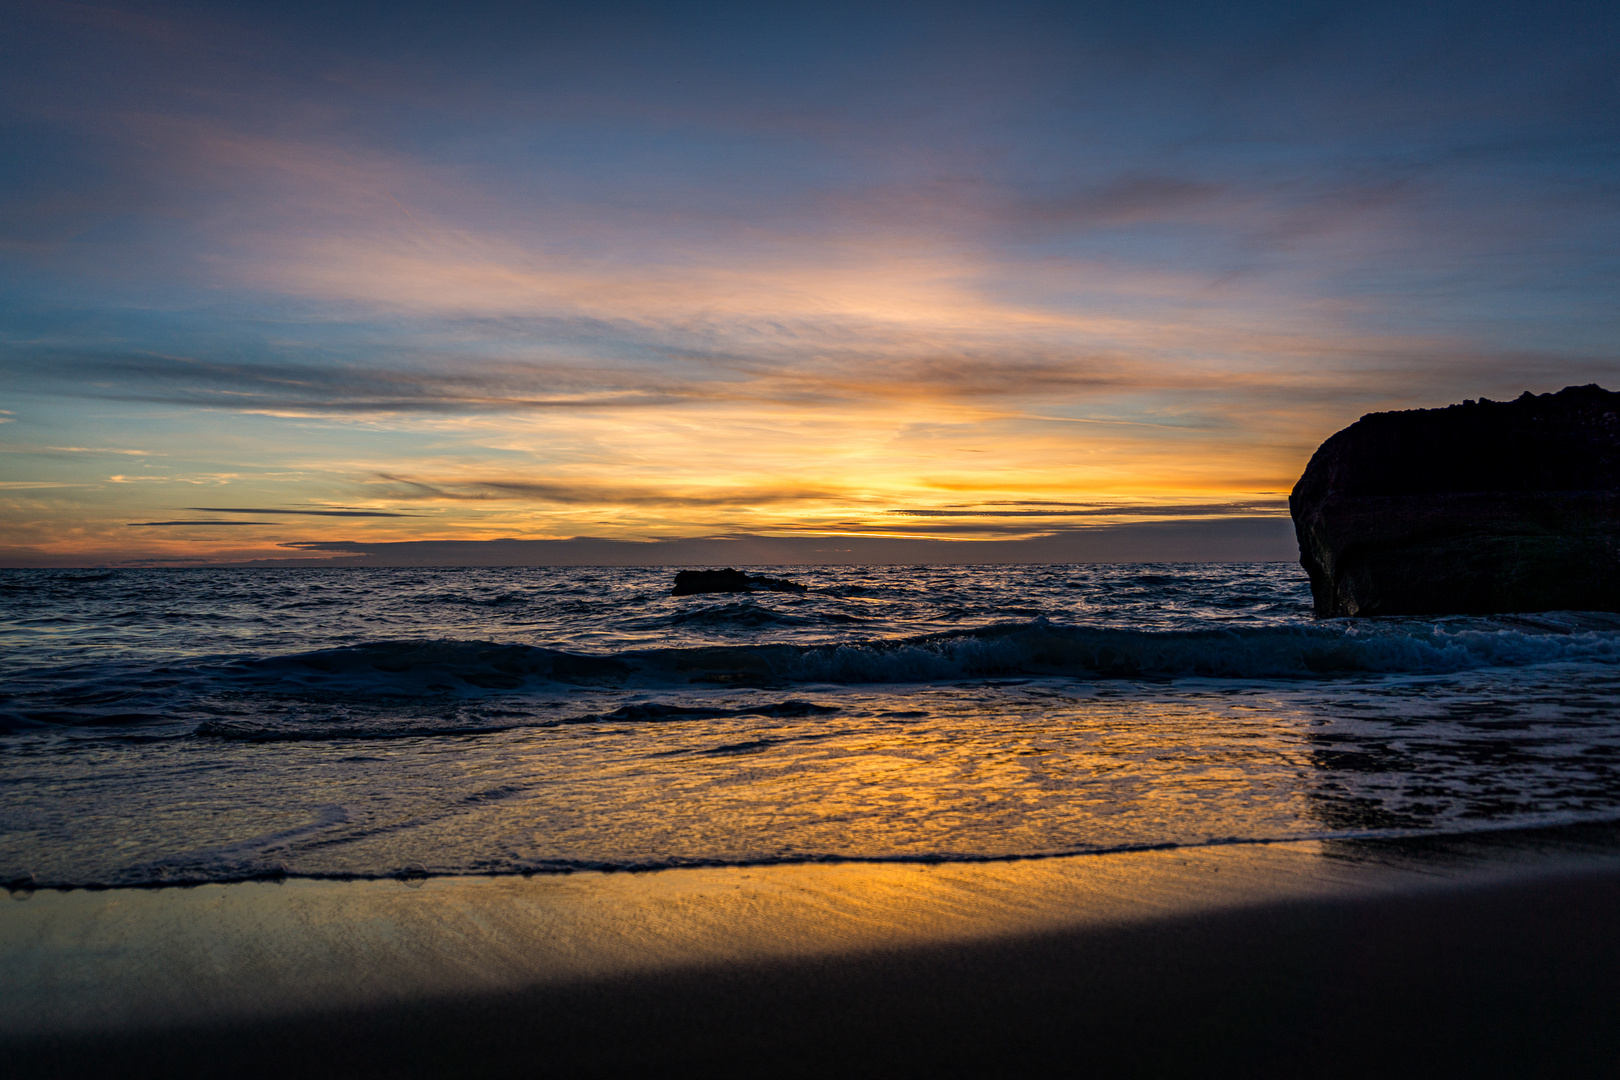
{"left": 1289, "top": 385, "right": 1620, "bottom": 616}
{"left": 670, "top": 568, "right": 808, "bottom": 596}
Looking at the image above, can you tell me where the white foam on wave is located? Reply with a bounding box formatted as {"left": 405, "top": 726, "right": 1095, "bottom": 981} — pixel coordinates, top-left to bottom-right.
{"left": 784, "top": 620, "right": 1620, "bottom": 682}
{"left": 217, "top": 619, "right": 1620, "bottom": 697}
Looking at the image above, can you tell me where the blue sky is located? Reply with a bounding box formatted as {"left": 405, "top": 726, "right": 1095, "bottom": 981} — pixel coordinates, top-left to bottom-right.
{"left": 3, "top": 0, "right": 1617, "bottom": 564}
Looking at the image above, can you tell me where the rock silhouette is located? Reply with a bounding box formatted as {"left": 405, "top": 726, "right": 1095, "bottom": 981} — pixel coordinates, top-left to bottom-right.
{"left": 671, "top": 568, "right": 808, "bottom": 596}
{"left": 1289, "top": 385, "right": 1620, "bottom": 616}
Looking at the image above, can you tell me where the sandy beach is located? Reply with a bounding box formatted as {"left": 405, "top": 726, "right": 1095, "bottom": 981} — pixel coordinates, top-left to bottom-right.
{"left": 7, "top": 824, "right": 1620, "bottom": 1077}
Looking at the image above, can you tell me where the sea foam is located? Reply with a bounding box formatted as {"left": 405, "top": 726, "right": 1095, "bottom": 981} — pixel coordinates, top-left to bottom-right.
{"left": 210, "top": 618, "right": 1620, "bottom": 698}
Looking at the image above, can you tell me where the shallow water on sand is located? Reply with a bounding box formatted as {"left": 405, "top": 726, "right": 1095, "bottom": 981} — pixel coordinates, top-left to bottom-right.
{"left": 3, "top": 564, "right": 1619, "bottom": 887}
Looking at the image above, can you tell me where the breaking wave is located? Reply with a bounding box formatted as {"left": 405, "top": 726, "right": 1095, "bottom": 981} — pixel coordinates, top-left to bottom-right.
{"left": 218, "top": 618, "right": 1620, "bottom": 696}
{"left": 8, "top": 617, "right": 1617, "bottom": 733}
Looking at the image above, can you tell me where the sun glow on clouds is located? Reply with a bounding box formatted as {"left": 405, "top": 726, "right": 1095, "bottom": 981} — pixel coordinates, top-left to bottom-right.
{"left": 1, "top": 1, "right": 1618, "bottom": 564}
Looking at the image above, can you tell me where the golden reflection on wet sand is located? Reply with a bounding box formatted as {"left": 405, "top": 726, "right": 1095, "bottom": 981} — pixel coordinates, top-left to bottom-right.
{"left": 3, "top": 833, "right": 1600, "bottom": 1039}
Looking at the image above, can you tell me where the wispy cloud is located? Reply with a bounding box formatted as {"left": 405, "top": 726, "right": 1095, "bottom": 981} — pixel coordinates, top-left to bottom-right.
{"left": 129, "top": 520, "right": 275, "bottom": 526}
{"left": 0, "top": 480, "right": 90, "bottom": 489}
{"left": 369, "top": 475, "right": 849, "bottom": 508}
{"left": 185, "top": 507, "right": 416, "bottom": 517}
{"left": 888, "top": 501, "right": 1289, "bottom": 518}
{"left": 1014, "top": 175, "right": 1228, "bottom": 229}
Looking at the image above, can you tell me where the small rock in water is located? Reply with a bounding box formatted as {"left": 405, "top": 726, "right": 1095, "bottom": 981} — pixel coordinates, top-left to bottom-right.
{"left": 671, "top": 568, "right": 808, "bottom": 596}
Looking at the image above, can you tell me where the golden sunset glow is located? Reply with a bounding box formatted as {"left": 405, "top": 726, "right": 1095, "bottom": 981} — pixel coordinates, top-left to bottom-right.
{"left": 2, "top": 2, "right": 1615, "bottom": 566}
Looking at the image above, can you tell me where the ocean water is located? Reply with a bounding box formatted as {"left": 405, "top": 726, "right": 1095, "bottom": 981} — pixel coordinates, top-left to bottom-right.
{"left": 3, "top": 563, "right": 1620, "bottom": 889}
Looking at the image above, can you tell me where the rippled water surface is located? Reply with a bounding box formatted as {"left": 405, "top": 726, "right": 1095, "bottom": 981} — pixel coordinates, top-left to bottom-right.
{"left": 3, "top": 564, "right": 1619, "bottom": 887}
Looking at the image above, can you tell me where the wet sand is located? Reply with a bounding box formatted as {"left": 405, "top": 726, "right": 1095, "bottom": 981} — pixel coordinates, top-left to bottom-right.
{"left": 6, "top": 826, "right": 1620, "bottom": 1077}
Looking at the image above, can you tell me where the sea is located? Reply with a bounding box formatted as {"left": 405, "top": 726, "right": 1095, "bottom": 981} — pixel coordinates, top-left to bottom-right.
{"left": 4, "top": 562, "right": 1620, "bottom": 890}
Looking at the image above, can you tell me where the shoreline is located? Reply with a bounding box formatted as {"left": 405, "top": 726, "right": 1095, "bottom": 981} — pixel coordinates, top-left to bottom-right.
{"left": 8, "top": 823, "right": 1620, "bottom": 1076}
{"left": 16, "top": 808, "right": 1620, "bottom": 893}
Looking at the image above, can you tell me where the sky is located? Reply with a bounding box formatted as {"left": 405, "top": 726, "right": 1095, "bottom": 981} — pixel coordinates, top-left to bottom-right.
{"left": 2, "top": 0, "right": 1617, "bottom": 566}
